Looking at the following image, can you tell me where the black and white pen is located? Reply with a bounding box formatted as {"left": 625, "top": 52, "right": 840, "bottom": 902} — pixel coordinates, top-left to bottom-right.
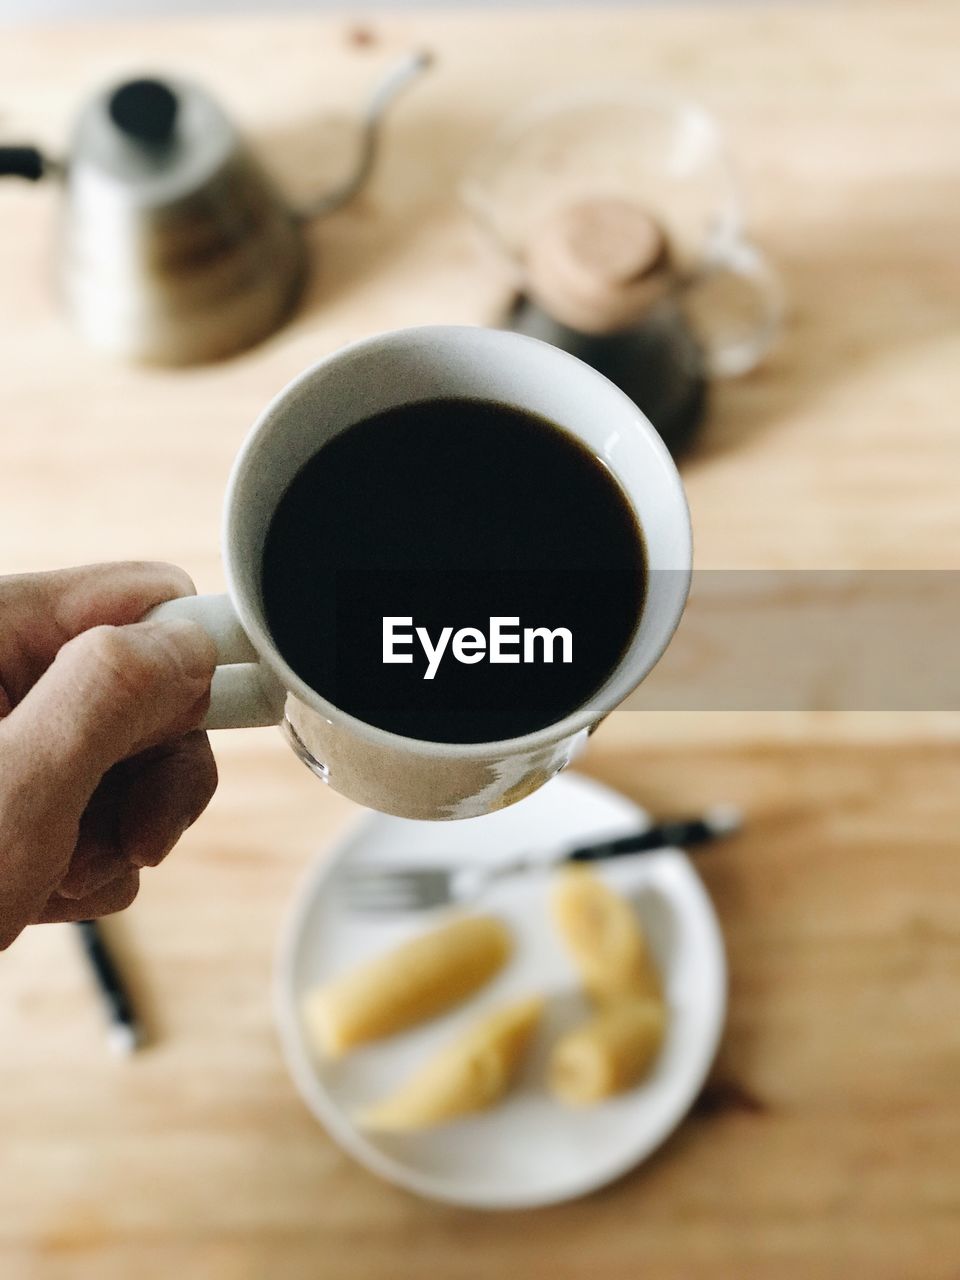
{"left": 566, "top": 803, "right": 744, "bottom": 863}
{"left": 73, "top": 919, "right": 143, "bottom": 1055}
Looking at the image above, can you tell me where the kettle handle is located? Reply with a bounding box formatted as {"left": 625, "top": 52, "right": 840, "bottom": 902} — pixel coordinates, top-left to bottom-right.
{"left": 0, "top": 146, "right": 49, "bottom": 181}
{"left": 296, "top": 49, "right": 432, "bottom": 222}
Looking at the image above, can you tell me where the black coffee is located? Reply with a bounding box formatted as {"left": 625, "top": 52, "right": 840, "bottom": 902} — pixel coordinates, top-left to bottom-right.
{"left": 261, "top": 397, "right": 646, "bottom": 744}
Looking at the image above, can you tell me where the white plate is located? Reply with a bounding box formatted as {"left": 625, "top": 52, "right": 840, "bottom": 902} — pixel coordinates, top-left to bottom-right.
{"left": 274, "top": 771, "right": 726, "bottom": 1209}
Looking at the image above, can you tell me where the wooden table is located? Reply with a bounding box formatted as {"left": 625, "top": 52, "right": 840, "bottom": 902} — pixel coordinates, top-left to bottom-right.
{"left": 1, "top": 5, "right": 958, "bottom": 1278}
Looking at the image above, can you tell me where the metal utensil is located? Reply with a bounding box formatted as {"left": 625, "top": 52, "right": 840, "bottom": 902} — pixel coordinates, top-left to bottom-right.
{"left": 341, "top": 804, "right": 741, "bottom": 914}
{"left": 0, "top": 51, "right": 430, "bottom": 364}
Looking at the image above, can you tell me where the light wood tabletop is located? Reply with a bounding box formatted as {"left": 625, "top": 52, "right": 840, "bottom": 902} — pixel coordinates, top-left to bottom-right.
{"left": 1, "top": 4, "right": 958, "bottom": 1278}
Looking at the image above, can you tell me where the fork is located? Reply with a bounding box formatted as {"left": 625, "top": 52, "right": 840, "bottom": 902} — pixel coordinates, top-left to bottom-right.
{"left": 340, "top": 804, "right": 741, "bottom": 914}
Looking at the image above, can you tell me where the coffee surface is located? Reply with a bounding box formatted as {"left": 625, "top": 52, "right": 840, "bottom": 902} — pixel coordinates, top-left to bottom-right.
{"left": 261, "top": 397, "right": 646, "bottom": 743}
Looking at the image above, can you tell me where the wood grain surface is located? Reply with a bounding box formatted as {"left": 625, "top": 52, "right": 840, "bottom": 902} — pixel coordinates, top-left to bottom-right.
{"left": 1, "top": 4, "right": 958, "bottom": 1278}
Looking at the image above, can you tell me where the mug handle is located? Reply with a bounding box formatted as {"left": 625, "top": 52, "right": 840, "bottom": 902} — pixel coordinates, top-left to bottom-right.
{"left": 146, "top": 594, "right": 286, "bottom": 730}
{"left": 681, "top": 237, "right": 784, "bottom": 379}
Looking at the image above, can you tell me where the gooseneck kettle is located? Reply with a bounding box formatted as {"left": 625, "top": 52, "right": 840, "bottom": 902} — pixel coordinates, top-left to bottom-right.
{"left": 0, "top": 52, "right": 429, "bottom": 364}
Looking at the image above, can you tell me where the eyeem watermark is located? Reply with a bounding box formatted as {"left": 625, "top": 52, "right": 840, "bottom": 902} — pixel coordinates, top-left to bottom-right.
{"left": 383, "top": 616, "right": 574, "bottom": 680}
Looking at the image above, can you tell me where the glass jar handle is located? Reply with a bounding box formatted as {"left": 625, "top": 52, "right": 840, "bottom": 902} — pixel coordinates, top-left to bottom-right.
{"left": 682, "top": 238, "right": 784, "bottom": 379}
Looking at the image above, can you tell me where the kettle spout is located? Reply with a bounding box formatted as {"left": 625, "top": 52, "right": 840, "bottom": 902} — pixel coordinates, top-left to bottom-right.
{"left": 297, "top": 48, "right": 432, "bottom": 221}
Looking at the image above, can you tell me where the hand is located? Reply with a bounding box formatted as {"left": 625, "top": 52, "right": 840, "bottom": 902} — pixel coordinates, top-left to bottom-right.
{"left": 0, "top": 562, "right": 218, "bottom": 949}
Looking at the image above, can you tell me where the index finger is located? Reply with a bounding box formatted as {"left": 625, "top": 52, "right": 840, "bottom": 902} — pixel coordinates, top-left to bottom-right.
{"left": 0, "top": 562, "right": 197, "bottom": 704}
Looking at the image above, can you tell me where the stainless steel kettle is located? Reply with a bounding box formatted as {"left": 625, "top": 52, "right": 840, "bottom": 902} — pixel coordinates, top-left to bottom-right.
{"left": 0, "top": 52, "right": 429, "bottom": 364}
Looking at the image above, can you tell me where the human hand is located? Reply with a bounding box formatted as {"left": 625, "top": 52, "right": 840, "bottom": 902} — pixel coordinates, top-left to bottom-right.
{"left": 0, "top": 562, "right": 218, "bottom": 949}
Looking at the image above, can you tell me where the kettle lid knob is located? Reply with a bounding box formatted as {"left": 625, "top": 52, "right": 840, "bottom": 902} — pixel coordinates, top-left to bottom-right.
{"left": 108, "top": 78, "right": 179, "bottom": 148}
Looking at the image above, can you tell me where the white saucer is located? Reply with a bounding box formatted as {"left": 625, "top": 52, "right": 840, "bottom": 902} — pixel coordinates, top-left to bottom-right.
{"left": 274, "top": 771, "right": 726, "bottom": 1209}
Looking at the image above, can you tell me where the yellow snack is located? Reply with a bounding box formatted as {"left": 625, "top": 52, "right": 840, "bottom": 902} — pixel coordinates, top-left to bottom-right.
{"left": 303, "top": 915, "right": 511, "bottom": 1058}
{"left": 357, "top": 996, "right": 544, "bottom": 1131}
{"left": 549, "top": 998, "right": 666, "bottom": 1105}
{"left": 551, "top": 867, "right": 661, "bottom": 1003}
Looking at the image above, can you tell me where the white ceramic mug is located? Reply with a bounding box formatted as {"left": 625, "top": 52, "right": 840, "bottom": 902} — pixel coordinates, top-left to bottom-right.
{"left": 149, "top": 325, "right": 691, "bottom": 820}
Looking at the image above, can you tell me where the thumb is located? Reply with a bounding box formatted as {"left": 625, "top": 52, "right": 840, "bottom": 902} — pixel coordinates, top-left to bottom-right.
{"left": 1, "top": 617, "right": 217, "bottom": 806}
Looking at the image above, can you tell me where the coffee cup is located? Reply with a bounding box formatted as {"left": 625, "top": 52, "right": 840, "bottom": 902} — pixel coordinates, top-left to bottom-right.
{"left": 149, "top": 325, "right": 691, "bottom": 820}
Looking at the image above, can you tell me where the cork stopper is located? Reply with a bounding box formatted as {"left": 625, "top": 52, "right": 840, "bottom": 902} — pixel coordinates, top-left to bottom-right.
{"left": 522, "top": 199, "right": 675, "bottom": 335}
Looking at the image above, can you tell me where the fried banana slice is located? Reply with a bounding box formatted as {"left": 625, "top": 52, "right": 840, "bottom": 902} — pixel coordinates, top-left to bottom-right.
{"left": 549, "top": 998, "right": 666, "bottom": 1105}
{"left": 357, "top": 996, "right": 544, "bottom": 1131}
{"left": 303, "top": 915, "right": 512, "bottom": 1058}
{"left": 551, "top": 867, "right": 661, "bottom": 1003}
